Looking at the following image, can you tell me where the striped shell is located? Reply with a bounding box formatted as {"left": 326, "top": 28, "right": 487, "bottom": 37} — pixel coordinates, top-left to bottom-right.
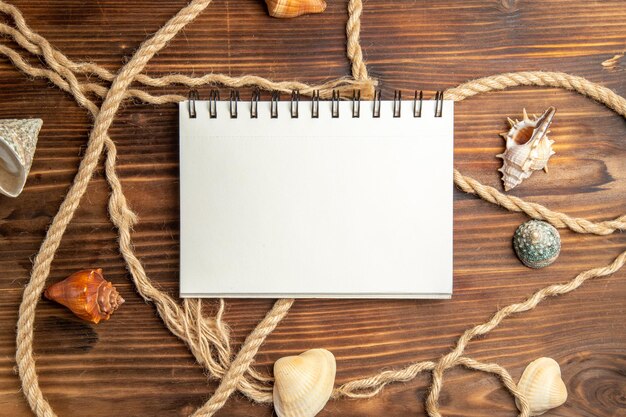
{"left": 497, "top": 107, "right": 556, "bottom": 191}
{"left": 515, "top": 357, "right": 568, "bottom": 416}
{"left": 273, "top": 349, "right": 336, "bottom": 417}
{"left": 265, "top": 0, "right": 326, "bottom": 18}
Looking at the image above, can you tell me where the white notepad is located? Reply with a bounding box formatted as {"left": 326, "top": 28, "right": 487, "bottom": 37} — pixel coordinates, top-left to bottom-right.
{"left": 179, "top": 97, "right": 453, "bottom": 298}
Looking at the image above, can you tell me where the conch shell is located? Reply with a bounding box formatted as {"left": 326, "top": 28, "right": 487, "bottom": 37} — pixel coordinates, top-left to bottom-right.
{"left": 0, "top": 118, "right": 42, "bottom": 197}
{"left": 497, "top": 107, "right": 556, "bottom": 191}
{"left": 44, "top": 268, "right": 124, "bottom": 324}
{"left": 515, "top": 357, "right": 568, "bottom": 416}
{"left": 273, "top": 348, "right": 336, "bottom": 417}
{"left": 265, "top": 0, "right": 326, "bottom": 18}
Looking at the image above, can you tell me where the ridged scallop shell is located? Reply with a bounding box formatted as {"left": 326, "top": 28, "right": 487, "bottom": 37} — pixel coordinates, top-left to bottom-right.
{"left": 265, "top": 0, "right": 326, "bottom": 18}
{"left": 273, "top": 348, "right": 336, "bottom": 417}
{"left": 515, "top": 357, "right": 568, "bottom": 416}
{"left": 44, "top": 268, "right": 124, "bottom": 324}
{"left": 513, "top": 220, "right": 561, "bottom": 269}
{"left": 497, "top": 107, "right": 556, "bottom": 191}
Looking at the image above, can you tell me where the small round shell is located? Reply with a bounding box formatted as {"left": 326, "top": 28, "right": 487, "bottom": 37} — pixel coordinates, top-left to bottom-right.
{"left": 273, "top": 348, "right": 336, "bottom": 417}
{"left": 513, "top": 220, "right": 561, "bottom": 269}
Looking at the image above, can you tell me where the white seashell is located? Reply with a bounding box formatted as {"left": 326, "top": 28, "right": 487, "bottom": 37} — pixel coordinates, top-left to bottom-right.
{"left": 0, "top": 119, "right": 43, "bottom": 197}
{"left": 497, "top": 107, "right": 556, "bottom": 191}
{"left": 273, "top": 348, "right": 336, "bottom": 417}
{"left": 515, "top": 357, "right": 568, "bottom": 416}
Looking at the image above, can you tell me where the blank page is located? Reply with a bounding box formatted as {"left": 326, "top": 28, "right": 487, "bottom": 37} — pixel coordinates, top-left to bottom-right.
{"left": 179, "top": 98, "right": 453, "bottom": 298}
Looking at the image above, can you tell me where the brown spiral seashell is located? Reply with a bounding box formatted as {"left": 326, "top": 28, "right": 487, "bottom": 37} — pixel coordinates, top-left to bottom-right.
{"left": 265, "top": 0, "right": 326, "bottom": 18}
{"left": 44, "top": 268, "right": 124, "bottom": 324}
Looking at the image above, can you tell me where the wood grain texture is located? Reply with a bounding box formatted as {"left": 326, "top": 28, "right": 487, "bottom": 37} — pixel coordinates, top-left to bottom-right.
{"left": 0, "top": 1, "right": 625, "bottom": 416}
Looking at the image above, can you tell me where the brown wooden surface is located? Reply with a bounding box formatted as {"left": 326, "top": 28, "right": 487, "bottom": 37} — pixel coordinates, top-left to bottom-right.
{"left": 0, "top": 1, "right": 625, "bottom": 416}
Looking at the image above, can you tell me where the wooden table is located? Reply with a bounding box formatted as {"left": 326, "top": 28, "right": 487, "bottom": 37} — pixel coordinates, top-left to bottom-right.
{"left": 1, "top": 1, "right": 624, "bottom": 416}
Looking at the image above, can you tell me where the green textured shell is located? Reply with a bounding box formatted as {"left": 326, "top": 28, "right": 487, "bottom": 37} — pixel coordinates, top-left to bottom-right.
{"left": 513, "top": 220, "right": 561, "bottom": 269}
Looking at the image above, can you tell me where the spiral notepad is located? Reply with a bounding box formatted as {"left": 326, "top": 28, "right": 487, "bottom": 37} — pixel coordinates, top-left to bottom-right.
{"left": 179, "top": 91, "right": 454, "bottom": 298}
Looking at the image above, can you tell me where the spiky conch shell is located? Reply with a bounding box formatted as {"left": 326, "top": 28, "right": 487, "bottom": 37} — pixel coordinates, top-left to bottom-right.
{"left": 497, "top": 107, "right": 556, "bottom": 191}
{"left": 44, "top": 268, "right": 124, "bottom": 324}
{"left": 265, "top": 0, "right": 326, "bottom": 18}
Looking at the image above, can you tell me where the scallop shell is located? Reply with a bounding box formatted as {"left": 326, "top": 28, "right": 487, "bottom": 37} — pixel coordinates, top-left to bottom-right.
{"left": 273, "top": 348, "right": 336, "bottom": 417}
{"left": 0, "top": 119, "right": 43, "bottom": 197}
{"left": 515, "top": 357, "right": 568, "bottom": 416}
{"left": 265, "top": 0, "right": 326, "bottom": 18}
{"left": 497, "top": 107, "right": 556, "bottom": 191}
{"left": 513, "top": 220, "right": 561, "bottom": 269}
{"left": 44, "top": 268, "right": 124, "bottom": 324}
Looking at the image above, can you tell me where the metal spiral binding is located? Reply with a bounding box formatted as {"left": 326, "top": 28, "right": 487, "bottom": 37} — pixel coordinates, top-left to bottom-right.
{"left": 250, "top": 88, "right": 260, "bottom": 118}
{"left": 229, "top": 90, "right": 239, "bottom": 118}
{"left": 352, "top": 90, "right": 361, "bottom": 118}
{"left": 434, "top": 90, "right": 444, "bottom": 118}
{"left": 271, "top": 91, "right": 280, "bottom": 118}
{"left": 185, "top": 88, "right": 444, "bottom": 119}
{"left": 291, "top": 90, "right": 300, "bottom": 118}
{"left": 393, "top": 90, "right": 402, "bottom": 118}
{"left": 311, "top": 90, "right": 320, "bottom": 118}
{"left": 209, "top": 89, "right": 219, "bottom": 118}
{"left": 331, "top": 90, "right": 340, "bottom": 118}
{"left": 414, "top": 90, "right": 423, "bottom": 117}
{"left": 372, "top": 90, "right": 381, "bottom": 118}
{"left": 188, "top": 90, "right": 199, "bottom": 118}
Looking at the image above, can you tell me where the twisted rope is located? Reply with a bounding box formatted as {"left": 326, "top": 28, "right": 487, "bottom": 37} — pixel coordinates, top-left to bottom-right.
{"left": 445, "top": 71, "right": 626, "bottom": 118}
{"left": 0, "top": 15, "right": 376, "bottom": 99}
{"left": 347, "top": 0, "right": 369, "bottom": 81}
{"left": 453, "top": 170, "right": 626, "bottom": 235}
{"left": 2, "top": 1, "right": 623, "bottom": 417}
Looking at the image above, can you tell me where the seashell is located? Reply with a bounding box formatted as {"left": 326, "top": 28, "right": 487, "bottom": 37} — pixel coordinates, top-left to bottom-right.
{"left": 0, "top": 119, "right": 43, "bottom": 197}
{"left": 513, "top": 220, "right": 561, "bottom": 269}
{"left": 265, "top": 0, "right": 326, "bottom": 18}
{"left": 515, "top": 357, "right": 568, "bottom": 416}
{"left": 497, "top": 107, "right": 556, "bottom": 191}
{"left": 273, "top": 348, "right": 336, "bottom": 417}
{"left": 44, "top": 268, "right": 124, "bottom": 324}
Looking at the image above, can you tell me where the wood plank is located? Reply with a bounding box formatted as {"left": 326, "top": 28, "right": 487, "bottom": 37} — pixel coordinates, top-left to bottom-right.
{"left": 0, "top": 1, "right": 624, "bottom": 416}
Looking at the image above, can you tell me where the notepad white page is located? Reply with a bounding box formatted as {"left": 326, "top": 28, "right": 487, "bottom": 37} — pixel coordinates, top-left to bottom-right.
{"left": 179, "top": 98, "right": 453, "bottom": 298}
